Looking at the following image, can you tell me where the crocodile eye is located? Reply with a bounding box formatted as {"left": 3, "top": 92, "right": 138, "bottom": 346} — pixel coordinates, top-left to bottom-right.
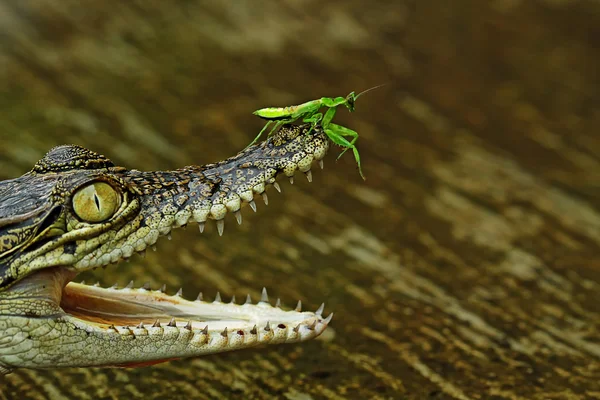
{"left": 72, "top": 182, "right": 120, "bottom": 223}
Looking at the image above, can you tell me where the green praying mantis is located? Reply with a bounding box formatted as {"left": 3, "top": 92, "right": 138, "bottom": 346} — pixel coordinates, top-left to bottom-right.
{"left": 247, "top": 85, "right": 385, "bottom": 180}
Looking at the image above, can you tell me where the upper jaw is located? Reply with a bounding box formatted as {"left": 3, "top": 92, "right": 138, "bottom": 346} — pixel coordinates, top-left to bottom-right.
{"left": 2, "top": 124, "right": 329, "bottom": 288}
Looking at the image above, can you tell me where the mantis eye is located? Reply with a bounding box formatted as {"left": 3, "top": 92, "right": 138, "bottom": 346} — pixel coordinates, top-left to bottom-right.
{"left": 345, "top": 92, "right": 356, "bottom": 112}
{"left": 72, "top": 182, "right": 121, "bottom": 223}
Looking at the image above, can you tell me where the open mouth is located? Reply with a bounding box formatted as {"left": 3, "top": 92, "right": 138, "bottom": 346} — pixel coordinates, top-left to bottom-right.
{"left": 54, "top": 268, "right": 332, "bottom": 345}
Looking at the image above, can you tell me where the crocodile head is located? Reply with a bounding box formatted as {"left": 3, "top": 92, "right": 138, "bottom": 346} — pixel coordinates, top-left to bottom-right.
{"left": 0, "top": 124, "right": 332, "bottom": 373}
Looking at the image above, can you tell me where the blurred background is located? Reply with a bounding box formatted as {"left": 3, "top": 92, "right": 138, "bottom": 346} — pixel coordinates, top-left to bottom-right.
{"left": 1, "top": 1, "right": 599, "bottom": 399}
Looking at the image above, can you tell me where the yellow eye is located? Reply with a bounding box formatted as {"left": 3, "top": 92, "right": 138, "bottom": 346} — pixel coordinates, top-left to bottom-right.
{"left": 72, "top": 182, "right": 120, "bottom": 223}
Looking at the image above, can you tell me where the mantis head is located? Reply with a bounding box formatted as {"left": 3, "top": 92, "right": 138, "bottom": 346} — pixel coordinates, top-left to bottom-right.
{"left": 345, "top": 92, "right": 357, "bottom": 112}
{"left": 345, "top": 84, "right": 388, "bottom": 112}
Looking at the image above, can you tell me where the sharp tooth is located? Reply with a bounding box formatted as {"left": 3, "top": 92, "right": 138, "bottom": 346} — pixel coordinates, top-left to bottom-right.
{"left": 261, "top": 192, "right": 268, "bottom": 205}
{"left": 167, "top": 318, "right": 177, "bottom": 327}
{"left": 167, "top": 234, "right": 172, "bottom": 240}
{"left": 264, "top": 322, "right": 271, "bottom": 332}
{"left": 175, "top": 288, "right": 183, "bottom": 297}
{"left": 80, "top": 280, "right": 86, "bottom": 285}
{"left": 308, "top": 320, "right": 317, "bottom": 330}
{"left": 260, "top": 287, "right": 269, "bottom": 303}
{"left": 152, "top": 320, "right": 161, "bottom": 328}
{"left": 230, "top": 295, "right": 236, "bottom": 304}
{"left": 273, "top": 182, "right": 281, "bottom": 193}
{"left": 295, "top": 300, "right": 302, "bottom": 312}
{"left": 318, "top": 159, "right": 324, "bottom": 169}
{"left": 217, "top": 219, "right": 225, "bottom": 236}
{"left": 93, "top": 282, "right": 100, "bottom": 287}
{"left": 249, "top": 200, "right": 257, "bottom": 212}
{"left": 250, "top": 325, "right": 258, "bottom": 335}
{"left": 137, "top": 322, "right": 144, "bottom": 329}
{"left": 305, "top": 170, "right": 312, "bottom": 182}
{"left": 315, "top": 303, "right": 325, "bottom": 316}
{"left": 324, "top": 313, "right": 334, "bottom": 324}
{"left": 202, "top": 325, "right": 209, "bottom": 335}
{"left": 214, "top": 292, "right": 222, "bottom": 302}
{"left": 152, "top": 245, "right": 157, "bottom": 252}
{"left": 199, "top": 222, "right": 205, "bottom": 233}
{"left": 159, "top": 284, "right": 166, "bottom": 293}
{"left": 289, "top": 176, "right": 294, "bottom": 184}
{"left": 184, "top": 321, "right": 193, "bottom": 331}
{"left": 196, "top": 292, "right": 203, "bottom": 301}
{"left": 245, "top": 294, "right": 252, "bottom": 304}
{"left": 125, "top": 281, "right": 134, "bottom": 289}
{"left": 142, "top": 282, "right": 151, "bottom": 290}
{"left": 221, "top": 328, "right": 228, "bottom": 338}
{"left": 234, "top": 211, "right": 242, "bottom": 225}
{"left": 275, "top": 298, "right": 281, "bottom": 308}
{"left": 293, "top": 325, "right": 300, "bottom": 333}
{"left": 110, "top": 283, "right": 118, "bottom": 289}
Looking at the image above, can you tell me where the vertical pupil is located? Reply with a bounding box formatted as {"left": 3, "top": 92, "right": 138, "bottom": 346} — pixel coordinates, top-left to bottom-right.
{"left": 93, "top": 192, "right": 101, "bottom": 211}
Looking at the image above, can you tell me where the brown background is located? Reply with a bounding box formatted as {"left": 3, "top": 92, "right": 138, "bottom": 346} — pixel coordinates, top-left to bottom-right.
{"left": 1, "top": 1, "right": 599, "bottom": 399}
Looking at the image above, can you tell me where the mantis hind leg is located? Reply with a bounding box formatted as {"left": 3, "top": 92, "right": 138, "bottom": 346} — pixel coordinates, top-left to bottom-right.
{"left": 268, "top": 120, "right": 287, "bottom": 136}
{"left": 325, "top": 123, "right": 364, "bottom": 180}
{"left": 245, "top": 121, "right": 273, "bottom": 150}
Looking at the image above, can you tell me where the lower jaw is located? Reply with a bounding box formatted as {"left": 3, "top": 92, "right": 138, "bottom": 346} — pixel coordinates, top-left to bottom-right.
{"left": 59, "top": 279, "right": 332, "bottom": 337}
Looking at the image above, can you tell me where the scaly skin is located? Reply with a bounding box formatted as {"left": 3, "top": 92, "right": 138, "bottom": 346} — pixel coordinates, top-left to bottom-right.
{"left": 0, "top": 124, "right": 332, "bottom": 375}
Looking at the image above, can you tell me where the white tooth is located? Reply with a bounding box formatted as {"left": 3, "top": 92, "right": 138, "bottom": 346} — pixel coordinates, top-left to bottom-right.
{"left": 261, "top": 192, "right": 268, "bottom": 205}
{"left": 249, "top": 200, "right": 257, "bottom": 212}
{"left": 305, "top": 170, "right": 312, "bottom": 182}
{"left": 273, "top": 182, "right": 281, "bottom": 193}
{"left": 234, "top": 211, "right": 242, "bottom": 225}
{"left": 152, "top": 245, "right": 157, "bottom": 252}
{"left": 315, "top": 303, "right": 325, "bottom": 316}
{"left": 214, "top": 292, "right": 222, "bottom": 302}
{"left": 176, "top": 288, "right": 183, "bottom": 297}
{"left": 196, "top": 292, "right": 203, "bottom": 301}
{"left": 199, "top": 222, "right": 205, "bottom": 233}
{"left": 324, "top": 313, "right": 334, "bottom": 324}
{"left": 217, "top": 219, "right": 225, "bottom": 236}
{"left": 275, "top": 298, "right": 281, "bottom": 308}
{"left": 289, "top": 176, "right": 294, "bottom": 184}
{"left": 126, "top": 281, "right": 134, "bottom": 289}
{"left": 167, "top": 234, "right": 172, "bottom": 241}
{"left": 318, "top": 159, "right": 324, "bottom": 169}
{"left": 260, "top": 287, "right": 269, "bottom": 303}
{"left": 295, "top": 300, "right": 302, "bottom": 312}
{"left": 245, "top": 294, "right": 252, "bottom": 304}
